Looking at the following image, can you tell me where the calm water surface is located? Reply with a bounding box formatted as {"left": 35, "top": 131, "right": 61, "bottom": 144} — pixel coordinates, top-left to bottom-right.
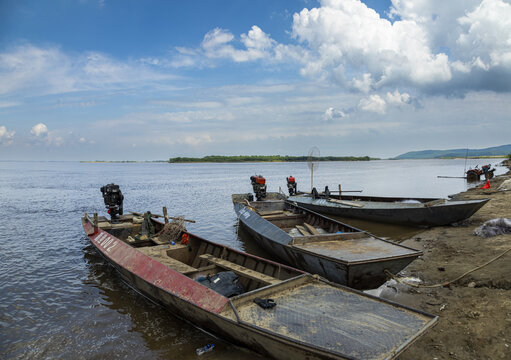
{"left": 0, "top": 159, "right": 505, "bottom": 359}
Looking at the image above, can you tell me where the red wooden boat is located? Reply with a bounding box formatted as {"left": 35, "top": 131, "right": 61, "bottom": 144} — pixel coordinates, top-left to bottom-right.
{"left": 81, "top": 210, "right": 437, "bottom": 360}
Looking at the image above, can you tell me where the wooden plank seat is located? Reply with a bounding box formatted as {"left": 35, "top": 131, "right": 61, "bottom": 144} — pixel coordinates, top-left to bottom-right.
{"left": 137, "top": 245, "right": 196, "bottom": 273}
{"left": 261, "top": 213, "right": 305, "bottom": 221}
{"left": 199, "top": 254, "right": 280, "bottom": 286}
{"left": 98, "top": 221, "right": 139, "bottom": 230}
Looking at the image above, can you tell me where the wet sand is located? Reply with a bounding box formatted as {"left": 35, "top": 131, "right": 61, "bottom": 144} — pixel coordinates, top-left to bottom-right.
{"left": 379, "top": 170, "right": 511, "bottom": 360}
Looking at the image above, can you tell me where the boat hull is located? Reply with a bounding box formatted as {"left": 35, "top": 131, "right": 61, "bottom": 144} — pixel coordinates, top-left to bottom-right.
{"left": 288, "top": 196, "right": 490, "bottom": 227}
{"left": 84, "top": 222, "right": 349, "bottom": 360}
{"left": 234, "top": 202, "right": 418, "bottom": 289}
{"left": 82, "top": 214, "right": 436, "bottom": 360}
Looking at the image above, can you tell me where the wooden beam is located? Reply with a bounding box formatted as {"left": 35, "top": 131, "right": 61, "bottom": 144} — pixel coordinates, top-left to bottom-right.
{"left": 129, "top": 211, "right": 196, "bottom": 223}
{"left": 199, "top": 254, "right": 280, "bottom": 285}
{"left": 327, "top": 198, "right": 364, "bottom": 208}
{"left": 296, "top": 225, "right": 312, "bottom": 236}
{"left": 303, "top": 222, "right": 320, "bottom": 235}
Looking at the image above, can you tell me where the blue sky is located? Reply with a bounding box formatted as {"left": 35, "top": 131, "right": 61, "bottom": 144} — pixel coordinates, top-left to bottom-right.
{"left": 1, "top": 0, "right": 510, "bottom": 160}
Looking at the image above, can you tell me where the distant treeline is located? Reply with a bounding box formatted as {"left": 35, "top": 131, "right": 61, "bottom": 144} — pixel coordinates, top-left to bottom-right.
{"left": 168, "top": 155, "right": 378, "bottom": 163}
{"left": 80, "top": 160, "right": 167, "bottom": 163}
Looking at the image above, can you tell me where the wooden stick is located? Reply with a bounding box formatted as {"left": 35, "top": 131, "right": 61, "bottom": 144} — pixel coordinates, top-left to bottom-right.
{"left": 327, "top": 198, "right": 364, "bottom": 207}
{"left": 328, "top": 190, "right": 363, "bottom": 193}
{"left": 162, "top": 207, "right": 168, "bottom": 224}
{"left": 129, "top": 211, "right": 196, "bottom": 223}
{"left": 437, "top": 176, "right": 467, "bottom": 179}
{"left": 93, "top": 213, "right": 99, "bottom": 233}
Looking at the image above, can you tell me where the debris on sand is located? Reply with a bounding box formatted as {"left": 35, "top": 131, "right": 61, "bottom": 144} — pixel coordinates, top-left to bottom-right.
{"left": 473, "top": 218, "right": 511, "bottom": 237}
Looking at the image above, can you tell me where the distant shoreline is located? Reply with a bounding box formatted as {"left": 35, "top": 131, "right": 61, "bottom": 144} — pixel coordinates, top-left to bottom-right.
{"left": 168, "top": 155, "right": 379, "bottom": 163}
{"left": 76, "top": 155, "right": 507, "bottom": 164}
{"left": 80, "top": 160, "right": 167, "bottom": 163}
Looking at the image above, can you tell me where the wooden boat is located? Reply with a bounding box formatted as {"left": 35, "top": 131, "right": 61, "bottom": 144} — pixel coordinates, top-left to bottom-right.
{"left": 288, "top": 193, "right": 490, "bottom": 227}
{"left": 232, "top": 194, "right": 422, "bottom": 290}
{"left": 82, "top": 211, "right": 437, "bottom": 360}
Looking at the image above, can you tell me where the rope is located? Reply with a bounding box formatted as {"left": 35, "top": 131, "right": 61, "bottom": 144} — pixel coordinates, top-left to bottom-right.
{"left": 385, "top": 247, "right": 511, "bottom": 288}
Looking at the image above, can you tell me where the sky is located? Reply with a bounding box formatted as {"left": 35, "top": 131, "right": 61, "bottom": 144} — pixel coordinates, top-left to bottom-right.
{"left": 0, "top": 0, "right": 510, "bottom": 160}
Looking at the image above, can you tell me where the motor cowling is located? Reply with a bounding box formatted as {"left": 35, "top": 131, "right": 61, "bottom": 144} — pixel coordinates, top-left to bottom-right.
{"left": 286, "top": 176, "right": 297, "bottom": 195}
{"left": 100, "top": 183, "right": 124, "bottom": 222}
{"left": 250, "top": 175, "right": 267, "bottom": 201}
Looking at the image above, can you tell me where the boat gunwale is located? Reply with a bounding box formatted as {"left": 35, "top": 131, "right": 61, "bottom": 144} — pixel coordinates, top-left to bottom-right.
{"left": 235, "top": 201, "right": 423, "bottom": 265}
{"left": 289, "top": 194, "right": 491, "bottom": 209}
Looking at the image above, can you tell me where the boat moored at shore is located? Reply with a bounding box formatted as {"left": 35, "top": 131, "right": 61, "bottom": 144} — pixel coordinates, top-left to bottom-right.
{"left": 81, "top": 209, "right": 437, "bottom": 360}
{"left": 232, "top": 193, "right": 423, "bottom": 289}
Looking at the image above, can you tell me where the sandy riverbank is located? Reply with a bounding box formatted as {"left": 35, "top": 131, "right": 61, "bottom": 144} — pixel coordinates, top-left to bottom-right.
{"left": 383, "top": 170, "right": 511, "bottom": 359}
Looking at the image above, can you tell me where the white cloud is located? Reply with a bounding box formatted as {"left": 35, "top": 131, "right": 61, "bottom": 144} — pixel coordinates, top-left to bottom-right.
{"left": 0, "top": 125, "right": 15, "bottom": 145}
{"left": 171, "top": 25, "right": 301, "bottom": 67}
{"left": 386, "top": 89, "right": 411, "bottom": 105}
{"left": 292, "top": 0, "right": 452, "bottom": 89}
{"left": 30, "top": 123, "right": 48, "bottom": 137}
{"left": 169, "top": 0, "right": 511, "bottom": 94}
{"left": 323, "top": 107, "right": 347, "bottom": 122}
{"left": 183, "top": 134, "right": 213, "bottom": 146}
{"left": 0, "top": 44, "right": 174, "bottom": 97}
{"left": 79, "top": 137, "right": 86, "bottom": 143}
{"left": 29, "top": 123, "right": 65, "bottom": 146}
{"left": 0, "top": 101, "right": 21, "bottom": 109}
{"left": 456, "top": 0, "right": 511, "bottom": 70}
{"left": 359, "top": 95, "right": 387, "bottom": 114}
{"left": 201, "top": 26, "right": 275, "bottom": 62}
{"left": 350, "top": 74, "right": 374, "bottom": 93}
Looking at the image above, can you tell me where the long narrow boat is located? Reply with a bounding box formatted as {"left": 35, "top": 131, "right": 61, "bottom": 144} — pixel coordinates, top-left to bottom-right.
{"left": 232, "top": 194, "right": 422, "bottom": 290}
{"left": 82, "top": 212, "right": 437, "bottom": 360}
{"left": 288, "top": 193, "right": 490, "bottom": 227}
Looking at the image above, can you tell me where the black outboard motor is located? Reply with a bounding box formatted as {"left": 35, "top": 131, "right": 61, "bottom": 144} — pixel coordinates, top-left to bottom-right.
{"left": 100, "top": 183, "right": 124, "bottom": 222}
{"left": 250, "top": 175, "right": 267, "bottom": 201}
{"left": 286, "top": 176, "right": 297, "bottom": 195}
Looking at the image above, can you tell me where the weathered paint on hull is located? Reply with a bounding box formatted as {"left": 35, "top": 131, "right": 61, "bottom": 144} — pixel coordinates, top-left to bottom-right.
{"left": 85, "top": 224, "right": 346, "bottom": 360}
{"left": 290, "top": 198, "right": 489, "bottom": 227}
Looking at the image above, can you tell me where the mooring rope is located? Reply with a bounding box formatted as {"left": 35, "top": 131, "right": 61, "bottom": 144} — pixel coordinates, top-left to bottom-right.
{"left": 385, "top": 247, "right": 511, "bottom": 288}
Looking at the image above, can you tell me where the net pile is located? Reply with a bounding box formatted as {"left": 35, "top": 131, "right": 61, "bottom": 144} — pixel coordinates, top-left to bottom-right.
{"left": 158, "top": 217, "right": 186, "bottom": 243}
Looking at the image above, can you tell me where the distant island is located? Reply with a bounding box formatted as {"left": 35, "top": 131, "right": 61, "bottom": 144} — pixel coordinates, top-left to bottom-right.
{"left": 80, "top": 160, "right": 167, "bottom": 163}
{"left": 394, "top": 144, "right": 511, "bottom": 159}
{"left": 168, "top": 155, "right": 379, "bottom": 163}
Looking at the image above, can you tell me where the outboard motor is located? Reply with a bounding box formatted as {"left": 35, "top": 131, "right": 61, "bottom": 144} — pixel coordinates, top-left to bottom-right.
{"left": 250, "top": 175, "right": 267, "bottom": 201}
{"left": 481, "top": 164, "right": 495, "bottom": 179}
{"left": 287, "top": 176, "right": 297, "bottom": 195}
{"left": 100, "top": 183, "right": 124, "bottom": 222}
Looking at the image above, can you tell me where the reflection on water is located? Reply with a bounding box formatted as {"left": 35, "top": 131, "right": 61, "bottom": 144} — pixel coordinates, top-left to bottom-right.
{"left": 0, "top": 159, "right": 504, "bottom": 359}
{"left": 82, "top": 244, "right": 264, "bottom": 360}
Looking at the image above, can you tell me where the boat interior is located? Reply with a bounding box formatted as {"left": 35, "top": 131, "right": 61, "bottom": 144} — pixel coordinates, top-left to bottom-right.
{"left": 232, "top": 196, "right": 421, "bottom": 263}
{"left": 236, "top": 197, "right": 366, "bottom": 238}
{"left": 88, "top": 213, "right": 301, "bottom": 296}
{"left": 222, "top": 275, "right": 436, "bottom": 360}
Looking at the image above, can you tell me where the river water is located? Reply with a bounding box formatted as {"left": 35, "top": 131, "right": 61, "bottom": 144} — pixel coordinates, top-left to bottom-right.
{"left": 0, "top": 159, "right": 505, "bottom": 359}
